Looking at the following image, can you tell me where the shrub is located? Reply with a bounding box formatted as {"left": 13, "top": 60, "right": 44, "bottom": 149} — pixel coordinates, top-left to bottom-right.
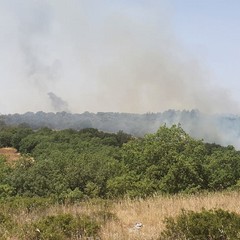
{"left": 0, "top": 184, "right": 14, "bottom": 198}
{"left": 0, "top": 212, "right": 14, "bottom": 239}
{"left": 160, "top": 208, "right": 240, "bottom": 240}
{"left": 5, "top": 196, "right": 52, "bottom": 214}
{"left": 23, "top": 213, "right": 100, "bottom": 240}
{"left": 57, "top": 188, "right": 85, "bottom": 204}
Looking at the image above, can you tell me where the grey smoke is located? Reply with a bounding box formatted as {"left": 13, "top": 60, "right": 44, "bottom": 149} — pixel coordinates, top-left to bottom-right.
{"left": 0, "top": 0, "right": 238, "bottom": 114}
{"left": 48, "top": 92, "right": 69, "bottom": 112}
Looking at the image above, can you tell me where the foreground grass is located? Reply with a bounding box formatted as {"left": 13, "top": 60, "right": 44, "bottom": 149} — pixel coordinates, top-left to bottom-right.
{"left": 102, "top": 191, "right": 240, "bottom": 239}
{"left": 2, "top": 191, "right": 240, "bottom": 239}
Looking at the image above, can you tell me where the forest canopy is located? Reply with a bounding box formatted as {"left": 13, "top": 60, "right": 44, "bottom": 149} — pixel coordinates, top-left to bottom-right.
{"left": 0, "top": 123, "right": 239, "bottom": 200}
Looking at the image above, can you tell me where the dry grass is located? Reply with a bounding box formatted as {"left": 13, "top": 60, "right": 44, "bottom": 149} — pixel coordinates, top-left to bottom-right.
{"left": 99, "top": 191, "right": 240, "bottom": 239}
{"left": 0, "top": 147, "right": 34, "bottom": 167}
{"left": 0, "top": 147, "right": 20, "bottom": 163}
{"left": 9, "top": 191, "right": 240, "bottom": 240}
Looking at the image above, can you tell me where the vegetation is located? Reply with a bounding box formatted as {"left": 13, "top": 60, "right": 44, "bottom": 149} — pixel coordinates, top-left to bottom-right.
{"left": 23, "top": 213, "right": 100, "bottom": 239}
{"left": 2, "top": 110, "right": 240, "bottom": 146}
{"left": 1, "top": 122, "right": 240, "bottom": 238}
{"left": 160, "top": 208, "right": 240, "bottom": 240}
{"left": 0, "top": 192, "right": 239, "bottom": 239}
{"left": 0, "top": 123, "right": 240, "bottom": 199}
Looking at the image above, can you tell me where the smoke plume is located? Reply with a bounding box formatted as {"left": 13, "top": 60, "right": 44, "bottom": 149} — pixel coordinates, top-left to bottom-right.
{"left": 48, "top": 92, "right": 69, "bottom": 112}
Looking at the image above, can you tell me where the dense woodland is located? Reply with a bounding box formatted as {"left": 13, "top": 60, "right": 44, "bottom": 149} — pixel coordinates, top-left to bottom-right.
{"left": 0, "top": 120, "right": 240, "bottom": 201}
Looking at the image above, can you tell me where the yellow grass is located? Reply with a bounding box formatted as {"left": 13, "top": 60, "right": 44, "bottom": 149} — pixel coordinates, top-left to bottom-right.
{"left": 10, "top": 191, "right": 240, "bottom": 240}
{"left": 99, "top": 191, "right": 240, "bottom": 239}
{"left": 0, "top": 147, "right": 34, "bottom": 167}
{"left": 0, "top": 147, "right": 20, "bottom": 163}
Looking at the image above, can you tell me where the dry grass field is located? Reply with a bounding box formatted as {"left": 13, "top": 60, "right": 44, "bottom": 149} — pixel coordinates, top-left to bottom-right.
{"left": 8, "top": 191, "right": 240, "bottom": 240}
{"left": 99, "top": 191, "right": 240, "bottom": 239}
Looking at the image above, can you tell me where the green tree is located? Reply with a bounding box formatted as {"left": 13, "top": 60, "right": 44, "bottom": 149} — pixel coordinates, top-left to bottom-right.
{"left": 207, "top": 146, "right": 240, "bottom": 190}
{"left": 121, "top": 125, "right": 208, "bottom": 194}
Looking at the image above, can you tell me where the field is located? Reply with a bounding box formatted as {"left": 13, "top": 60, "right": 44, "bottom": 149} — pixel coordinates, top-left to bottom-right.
{"left": 99, "top": 191, "right": 240, "bottom": 239}
{"left": 4, "top": 191, "right": 240, "bottom": 239}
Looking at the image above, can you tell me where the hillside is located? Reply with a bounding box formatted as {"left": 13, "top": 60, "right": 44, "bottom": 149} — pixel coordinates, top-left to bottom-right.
{"left": 0, "top": 124, "right": 240, "bottom": 199}
{"left": 0, "top": 119, "right": 240, "bottom": 238}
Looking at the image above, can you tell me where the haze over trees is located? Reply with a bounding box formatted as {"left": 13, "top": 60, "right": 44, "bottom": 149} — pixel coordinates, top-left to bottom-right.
{"left": 1, "top": 110, "right": 240, "bottom": 148}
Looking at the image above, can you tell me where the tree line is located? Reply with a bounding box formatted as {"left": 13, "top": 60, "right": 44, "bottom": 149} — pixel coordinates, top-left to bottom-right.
{"left": 1, "top": 110, "right": 240, "bottom": 147}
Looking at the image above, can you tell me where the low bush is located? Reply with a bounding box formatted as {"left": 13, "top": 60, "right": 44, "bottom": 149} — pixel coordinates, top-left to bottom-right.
{"left": 0, "top": 212, "right": 14, "bottom": 239}
{"left": 160, "top": 208, "right": 240, "bottom": 240}
{"left": 23, "top": 213, "right": 100, "bottom": 240}
{"left": 3, "top": 196, "right": 52, "bottom": 214}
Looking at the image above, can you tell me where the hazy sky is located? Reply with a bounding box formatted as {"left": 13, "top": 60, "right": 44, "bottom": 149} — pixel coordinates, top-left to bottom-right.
{"left": 0, "top": 0, "right": 240, "bottom": 114}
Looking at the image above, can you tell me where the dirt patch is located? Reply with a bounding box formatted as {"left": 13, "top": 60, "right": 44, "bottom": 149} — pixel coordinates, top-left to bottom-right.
{"left": 0, "top": 147, "right": 21, "bottom": 163}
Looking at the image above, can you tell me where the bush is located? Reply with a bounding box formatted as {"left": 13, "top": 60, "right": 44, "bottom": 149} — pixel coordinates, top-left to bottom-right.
{"left": 160, "top": 208, "right": 240, "bottom": 240}
{"left": 0, "top": 212, "right": 14, "bottom": 239}
{"left": 23, "top": 213, "right": 100, "bottom": 240}
{"left": 57, "top": 188, "right": 85, "bottom": 204}
{"left": 0, "top": 184, "right": 14, "bottom": 198}
{"left": 0, "top": 197, "right": 52, "bottom": 215}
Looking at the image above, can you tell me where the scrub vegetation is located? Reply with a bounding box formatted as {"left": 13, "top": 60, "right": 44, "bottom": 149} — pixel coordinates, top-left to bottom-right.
{"left": 0, "top": 192, "right": 239, "bottom": 239}
{"left": 0, "top": 120, "right": 240, "bottom": 239}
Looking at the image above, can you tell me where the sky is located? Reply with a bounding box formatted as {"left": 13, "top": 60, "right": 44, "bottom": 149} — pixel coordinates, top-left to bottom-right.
{"left": 0, "top": 0, "right": 240, "bottom": 114}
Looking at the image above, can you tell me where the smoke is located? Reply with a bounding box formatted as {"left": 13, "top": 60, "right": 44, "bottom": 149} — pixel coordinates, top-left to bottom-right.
{"left": 0, "top": 0, "right": 239, "bottom": 114}
{"left": 48, "top": 92, "right": 69, "bottom": 112}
